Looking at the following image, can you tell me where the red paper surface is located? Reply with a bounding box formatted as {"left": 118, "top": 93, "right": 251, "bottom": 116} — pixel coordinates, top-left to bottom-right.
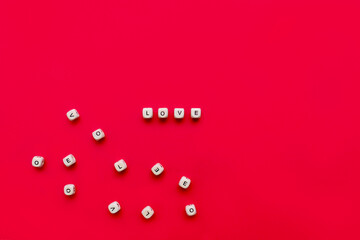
{"left": 1, "top": 0, "right": 360, "bottom": 239}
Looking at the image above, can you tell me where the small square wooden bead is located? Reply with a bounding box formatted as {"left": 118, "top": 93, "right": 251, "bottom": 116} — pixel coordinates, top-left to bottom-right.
{"left": 158, "top": 108, "right": 168, "bottom": 118}
{"left": 32, "top": 156, "right": 44, "bottom": 168}
{"left": 114, "top": 159, "right": 127, "bottom": 172}
{"left": 179, "top": 176, "right": 191, "bottom": 189}
{"left": 141, "top": 206, "right": 154, "bottom": 219}
{"left": 185, "top": 204, "right": 197, "bottom": 216}
{"left": 191, "top": 108, "right": 201, "bottom": 119}
{"left": 108, "top": 201, "right": 121, "bottom": 214}
{"left": 92, "top": 129, "right": 105, "bottom": 141}
{"left": 142, "top": 108, "right": 153, "bottom": 119}
{"left": 64, "top": 184, "right": 76, "bottom": 196}
{"left": 151, "top": 163, "right": 164, "bottom": 176}
{"left": 66, "top": 109, "right": 80, "bottom": 121}
{"left": 63, "top": 154, "right": 76, "bottom": 167}
{"left": 174, "top": 108, "right": 185, "bottom": 119}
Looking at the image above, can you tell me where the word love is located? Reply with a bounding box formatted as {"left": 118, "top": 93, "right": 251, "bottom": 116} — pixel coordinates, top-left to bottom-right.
{"left": 142, "top": 108, "right": 201, "bottom": 119}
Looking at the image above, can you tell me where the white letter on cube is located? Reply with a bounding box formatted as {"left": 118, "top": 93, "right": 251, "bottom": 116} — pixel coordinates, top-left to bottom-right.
{"left": 63, "top": 154, "right": 76, "bottom": 167}
{"left": 151, "top": 163, "right": 164, "bottom": 176}
{"left": 64, "top": 184, "right": 76, "bottom": 196}
{"left": 142, "top": 206, "right": 154, "bottom": 219}
{"left": 179, "top": 176, "right": 191, "bottom": 189}
{"left": 66, "top": 109, "right": 80, "bottom": 121}
{"left": 174, "top": 108, "right": 185, "bottom": 119}
{"left": 142, "top": 108, "right": 153, "bottom": 119}
{"left": 32, "top": 156, "right": 44, "bottom": 168}
{"left": 158, "top": 108, "right": 168, "bottom": 118}
{"left": 114, "top": 159, "right": 127, "bottom": 172}
{"left": 92, "top": 129, "right": 105, "bottom": 141}
{"left": 185, "top": 204, "right": 197, "bottom": 216}
{"left": 191, "top": 108, "right": 201, "bottom": 119}
{"left": 108, "top": 201, "right": 121, "bottom": 214}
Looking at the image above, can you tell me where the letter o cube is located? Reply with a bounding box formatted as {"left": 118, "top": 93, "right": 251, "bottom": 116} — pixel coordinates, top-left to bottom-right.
{"left": 158, "top": 108, "right": 168, "bottom": 118}
{"left": 32, "top": 156, "right": 44, "bottom": 168}
{"left": 92, "top": 129, "right": 105, "bottom": 141}
{"left": 64, "top": 184, "right": 76, "bottom": 196}
{"left": 185, "top": 204, "right": 197, "bottom": 216}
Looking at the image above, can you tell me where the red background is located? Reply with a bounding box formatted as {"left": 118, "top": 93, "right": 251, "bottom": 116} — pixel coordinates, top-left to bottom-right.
{"left": 1, "top": 0, "right": 360, "bottom": 239}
